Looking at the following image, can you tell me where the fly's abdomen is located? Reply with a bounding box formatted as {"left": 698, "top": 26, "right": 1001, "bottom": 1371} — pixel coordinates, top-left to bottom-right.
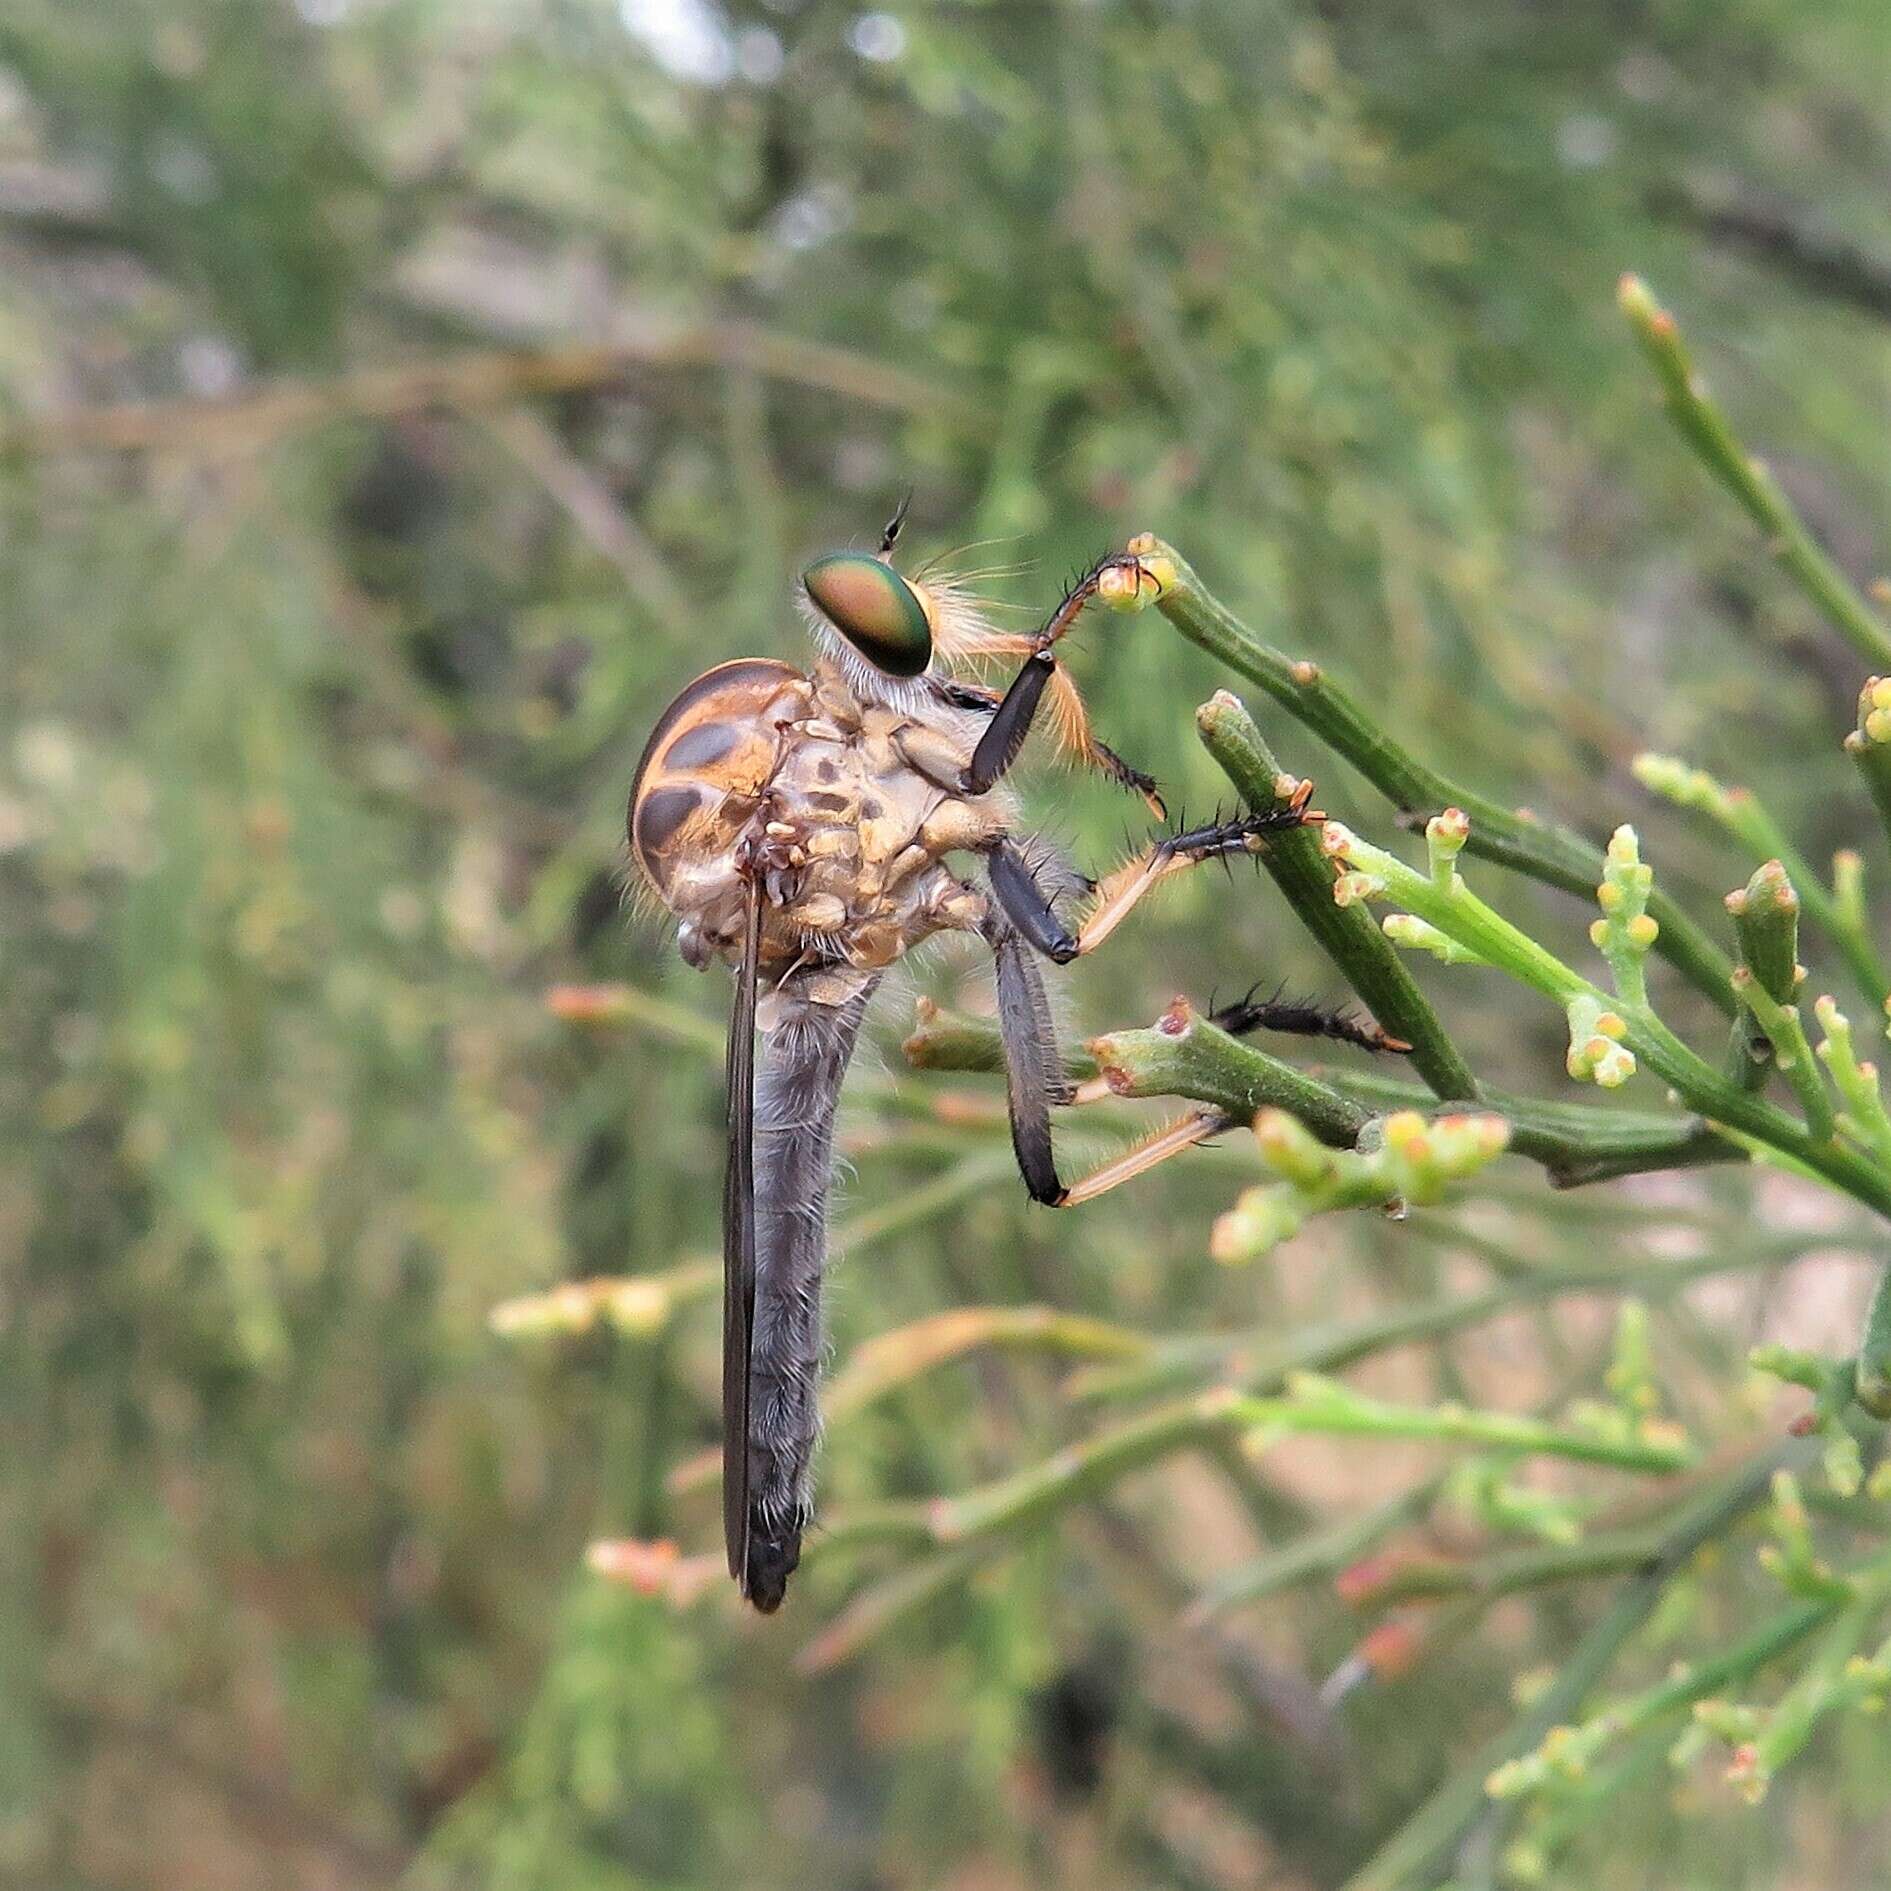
{"left": 628, "top": 658, "right": 811, "bottom": 905}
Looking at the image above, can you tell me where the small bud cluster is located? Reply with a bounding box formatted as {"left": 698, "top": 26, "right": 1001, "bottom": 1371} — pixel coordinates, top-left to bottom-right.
{"left": 1564, "top": 993, "right": 1634, "bottom": 1088}
{"left": 1381, "top": 912, "right": 1484, "bottom": 964}
{"left": 1631, "top": 752, "right": 1740, "bottom": 822}
{"left": 1851, "top": 676, "right": 1891, "bottom": 748}
{"left": 1589, "top": 824, "right": 1659, "bottom": 1005}
{"left": 490, "top": 1274, "right": 674, "bottom": 1340}
{"left": 1209, "top": 1106, "right": 1509, "bottom": 1264}
{"left": 1811, "top": 995, "right": 1891, "bottom": 1169}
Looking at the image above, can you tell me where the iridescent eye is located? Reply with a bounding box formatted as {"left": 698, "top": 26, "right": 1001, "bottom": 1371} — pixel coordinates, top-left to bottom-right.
{"left": 801, "top": 552, "right": 933, "bottom": 677}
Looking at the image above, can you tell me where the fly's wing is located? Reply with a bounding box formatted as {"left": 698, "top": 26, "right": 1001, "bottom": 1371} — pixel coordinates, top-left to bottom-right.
{"left": 722, "top": 877, "right": 764, "bottom": 1585}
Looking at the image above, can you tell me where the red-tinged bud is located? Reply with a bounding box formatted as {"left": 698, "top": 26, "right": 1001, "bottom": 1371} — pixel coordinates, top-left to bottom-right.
{"left": 587, "top": 1537, "right": 677, "bottom": 1594}
{"left": 547, "top": 982, "right": 632, "bottom": 1022}
{"left": 1335, "top": 1551, "right": 1409, "bottom": 1605}
{"left": 1358, "top": 1617, "right": 1424, "bottom": 1681}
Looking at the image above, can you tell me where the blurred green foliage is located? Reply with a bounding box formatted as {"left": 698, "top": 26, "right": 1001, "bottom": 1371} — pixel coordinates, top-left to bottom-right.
{"left": 3, "top": 1, "right": 1891, "bottom": 1886}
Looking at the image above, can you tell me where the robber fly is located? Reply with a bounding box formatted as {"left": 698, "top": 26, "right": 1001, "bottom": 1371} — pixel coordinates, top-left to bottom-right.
{"left": 627, "top": 504, "right": 1325, "bottom": 1611}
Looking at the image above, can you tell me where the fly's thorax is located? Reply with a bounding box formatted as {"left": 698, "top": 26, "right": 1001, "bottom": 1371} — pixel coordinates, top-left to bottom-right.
{"left": 759, "top": 686, "right": 1001, "bottom": 968}
{"left": 629, "top": 659, "right": 813, "bottom": 941}
{"left": 631, "top": 651, "right": 1008, "bottom": 977}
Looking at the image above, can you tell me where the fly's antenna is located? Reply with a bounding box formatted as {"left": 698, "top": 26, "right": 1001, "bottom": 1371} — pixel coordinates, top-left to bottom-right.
{"left": 878, "top": 490, "right": 914, "bottom": 560}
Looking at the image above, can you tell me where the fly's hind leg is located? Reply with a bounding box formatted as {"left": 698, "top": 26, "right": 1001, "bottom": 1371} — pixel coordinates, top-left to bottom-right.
{"left": 924, "top": 866, "right": 1073, "bottom": 1206}
{"left": 987, "top": 923, "right": 1072, "bottom": 1205}
{"left": 1057, "top": 1107, "right": 1238, "bottom": 1207}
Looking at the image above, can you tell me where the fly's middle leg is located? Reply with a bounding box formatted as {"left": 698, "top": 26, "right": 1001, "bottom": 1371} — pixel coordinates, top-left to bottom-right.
{"left": 983, "top": 784, "right": 1324, "bottom": 965}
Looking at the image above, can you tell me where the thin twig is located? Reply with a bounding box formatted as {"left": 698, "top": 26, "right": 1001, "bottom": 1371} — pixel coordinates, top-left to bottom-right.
{"left": 1124, "top": 537, "right": 1739, "bottom": 1013}
{"left": 12, "top": 320, "right": 955, "bottom": 458}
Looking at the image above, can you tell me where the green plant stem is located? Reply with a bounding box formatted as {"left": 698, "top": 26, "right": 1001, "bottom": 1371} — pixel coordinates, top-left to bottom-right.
{"left": 1309, "top": 1064, "right": 1738, "bottom": 1188}
{"left": 1087, "top": 1006, "right": 1370, "bottom": 1145}
{"left": 1235, "top": 1382, "right": 1691, "bottom": 1473}
{"left": 1136, "top": 539, "right": 1738, "bottom": 1014}
{"left": 1725, "top": 859, "right": 1801, "bottom": 1091}
{"left": 904, "top": 1005, "right": 1741, "bottom": 1188}
{"left": 822, "top": 1303, "right": 1151, "bottom": 1421}
{"left": 1654, "top": 773, "right": 1891, "bottom": 1011}
{"left": 1344, "top": 1526, "right": 1673, "bottom": 1608}
{"left": 824, "top": 1373, "right": 1687, "bottom": 1566}
{"left": 1193, "top": 689, "right": 1478, "bottom": 1099}
{"left": 1856, "top": 1264, "right": 1891, "bottom": 1419}
{"left": 1338, "top": 1440, "right": 1811, "bottom": 1891}
{"left": 1619, "top": 275, "right": 1891, "bottom": 668}
{"left": 1733, "top": 971, "right": 1836, "bottom": 1144}
{"left": 1185, "top": 1483, "right": 1442, "bottom": 1622}
{"left": 1066, "top": 1229, "right": 1818, "bottom": 1408}
{"left": 1331, "top": 831, "right": 1891, "bottom": 1219}
{"left": 1845, "top": 714, "right": 1891, "bottom": 875}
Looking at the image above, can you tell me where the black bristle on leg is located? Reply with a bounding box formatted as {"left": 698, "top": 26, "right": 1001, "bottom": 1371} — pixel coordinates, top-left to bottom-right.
{"left": 1209, "top": 983, "right": 1414, "bottom": 1056}
{"left": 1090, "top": 734, "right": 1164, "bottom": 813}
{"left": 1155, "top": 800, "right": 1317, "bottom": 864}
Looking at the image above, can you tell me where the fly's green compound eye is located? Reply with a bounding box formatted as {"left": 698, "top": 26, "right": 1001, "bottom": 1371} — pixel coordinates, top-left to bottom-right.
{"left": 801, "top": 552, "right": 933, "bottom": 677}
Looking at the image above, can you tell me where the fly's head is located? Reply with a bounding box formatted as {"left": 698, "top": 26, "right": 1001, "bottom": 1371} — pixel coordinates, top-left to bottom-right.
{"left": 799, "top": 495, "right": 938, "bottom": 681}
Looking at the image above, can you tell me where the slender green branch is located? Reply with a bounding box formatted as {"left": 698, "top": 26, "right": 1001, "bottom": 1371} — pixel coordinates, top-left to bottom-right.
{"left": 822, "top": 1304, "right": 1151, "bottom": 1422}
{"left": 1487, "top": 1596, "right": 1836, "bottom": 1800}
{"left": 1086, "top": 1002, "right": 1371, "bottom": 1146}
{"left": 1185, "top": 1483, "right": 1442, "bottom": 1623}
{"left": 822, "top": 1371, "right": 1688, "bottom": 1571}
{"left": 1067, "top": 1229, "right": 1819, "bottom": 1408}
{"left": 1237, "top": 1374, "right": 1692, "bottom": 1473}
{"left": 1812, "top": 995, "right": 1891, "bottom": 1171}
{"left": 1338, "top": 1441, "right": 1810, "bottom": 1891}
{"left": 1618, "top": 274, "right": 1891, "bottom": 667}
{"left": 1635, "top": 755, "right": 1890, "bottom": 1009}
{"left": 1325, "top": 817, "right": 1891, "bottom": 1218}
{"left": 1723, "top": 858, "right": 1802, "bottom": 1089}
{"left": 1845, "top": 677, "right": 1891, "bottom": 870}
{"left": 903, "top": 1004, "right": 1742, "bottom": 1188}
{"left": 1341, "top": 1525, "right": 1672, "bottom": 1608}
{"left": 1733, "top": 968, "right": 1835, "bottom": 1143}
{"left": 1115, "top": 537, "right": 1739, "bottom": 1014}
{"left": 1857, "top": 1265, "right": 1891, "bottom": 1420}
{"left": 1193, "top": 689, "right": 1478, "bottom": 1099}
{"left": 794, "top": 1545, "right": 987, "bottom": 1674}
{"left": 901, "top": 996, "right": 1097, "bottom": 1081}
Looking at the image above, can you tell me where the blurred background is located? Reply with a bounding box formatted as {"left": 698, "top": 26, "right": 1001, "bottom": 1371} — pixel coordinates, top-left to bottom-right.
{"left": 4, "top": 1, "right": 1891, "bottom": 1885}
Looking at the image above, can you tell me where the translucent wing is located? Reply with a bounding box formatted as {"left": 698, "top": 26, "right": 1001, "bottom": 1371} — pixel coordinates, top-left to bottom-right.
{"left": 722, "top": 876, "right": 764, "bottom": 1587}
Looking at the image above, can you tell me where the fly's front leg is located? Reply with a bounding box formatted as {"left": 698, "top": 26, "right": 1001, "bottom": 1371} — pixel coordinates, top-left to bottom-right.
{"left": 959, "top": 552, "right": 1158, "bottom": 799}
